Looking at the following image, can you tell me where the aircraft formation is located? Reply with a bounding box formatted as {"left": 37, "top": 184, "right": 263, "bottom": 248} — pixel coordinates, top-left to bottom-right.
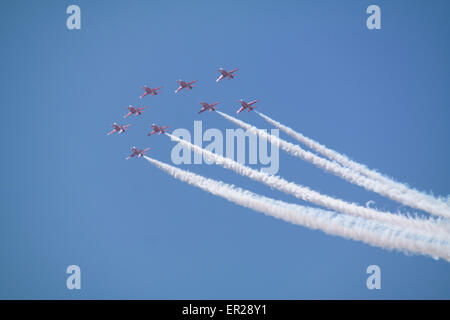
{"left": 106, "top": 67, "right": 260, "bottom": 159}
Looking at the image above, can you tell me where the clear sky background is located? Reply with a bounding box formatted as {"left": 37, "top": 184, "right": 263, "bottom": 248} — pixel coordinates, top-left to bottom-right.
{"left": 1, "top": 0, "right": 449, "bottom": 299}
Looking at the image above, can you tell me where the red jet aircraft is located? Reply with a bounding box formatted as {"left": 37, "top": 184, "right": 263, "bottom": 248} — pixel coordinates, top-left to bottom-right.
{"left": 236, "top": 99, "right": 259, "bottom": 114}
{"left": 123, "top": 105, "right": 146, "bottom": 118}
{"left": 174, "top": 79, "right": 198, "bottom": 93}
{"left": 126, "top": 146, "right": 151, "bottom": 159}
{"left": 147, "top": 123, "right": 169, "bottom": 136}
{"left": 216, "top": 68, "right": 238, "bottom": 82}
{"left": 198, "top": 102, "right": 220, "bottom": 114}
{"left": 140, "top": 85, "right": 162, "bottom": 99}
{"left": 107, "top": 123, "right": 131, "bottom": 135}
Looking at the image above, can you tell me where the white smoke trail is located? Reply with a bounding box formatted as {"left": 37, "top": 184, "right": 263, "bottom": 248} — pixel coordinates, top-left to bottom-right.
{"left": 255, "top": 110, "right": 450, "bottom": 218}
{"left": 166, "top": 133, "right": 450, "bottom": 239}
{"left": 217, "top": 111, "right": 450, "bottom": 219}
{"left": 144, "top": 156, "right": 450, "bottom": 262}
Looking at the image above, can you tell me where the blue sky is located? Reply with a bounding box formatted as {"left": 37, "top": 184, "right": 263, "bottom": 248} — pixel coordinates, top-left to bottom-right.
{"left": 0, "top": 0, "right": 449, "bottom": 299}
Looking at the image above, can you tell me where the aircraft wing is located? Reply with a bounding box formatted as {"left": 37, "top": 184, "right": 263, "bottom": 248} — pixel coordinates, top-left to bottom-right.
{"left": 187, "top": 80, "right": 198, "bottom": 85}
{"left": 123, "top": 112, "right": 133, "bottom": 118}
{"left": 175, "top": 86, "right": 183, "bottom": 93}
{"left": 216, "top": 75, "right": 225, "bottom": 82}
{"left": 147, "top": 130, "right": 157, "bottom": 136}
{"left": 229, "top": 68, "right": 239, "bottom": 73}
{"left": 236, "top": 106, "right": 246, "bottom": 114}
{"left": 107, "top": 129, "right": 117, "bottom": 135}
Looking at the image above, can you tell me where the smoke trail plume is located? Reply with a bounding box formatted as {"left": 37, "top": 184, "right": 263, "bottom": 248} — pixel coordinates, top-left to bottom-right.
{"left": 166, "top": 133, "right": 449, "bottom": 238}
{"left": 216, "top": 111, "right": 450, "bottom": 219}
{"left": 144, "top": 156, "right": 450, "bottom": 262}
{"left": 255, "top": 110, "right": 450, "bottom": 218}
